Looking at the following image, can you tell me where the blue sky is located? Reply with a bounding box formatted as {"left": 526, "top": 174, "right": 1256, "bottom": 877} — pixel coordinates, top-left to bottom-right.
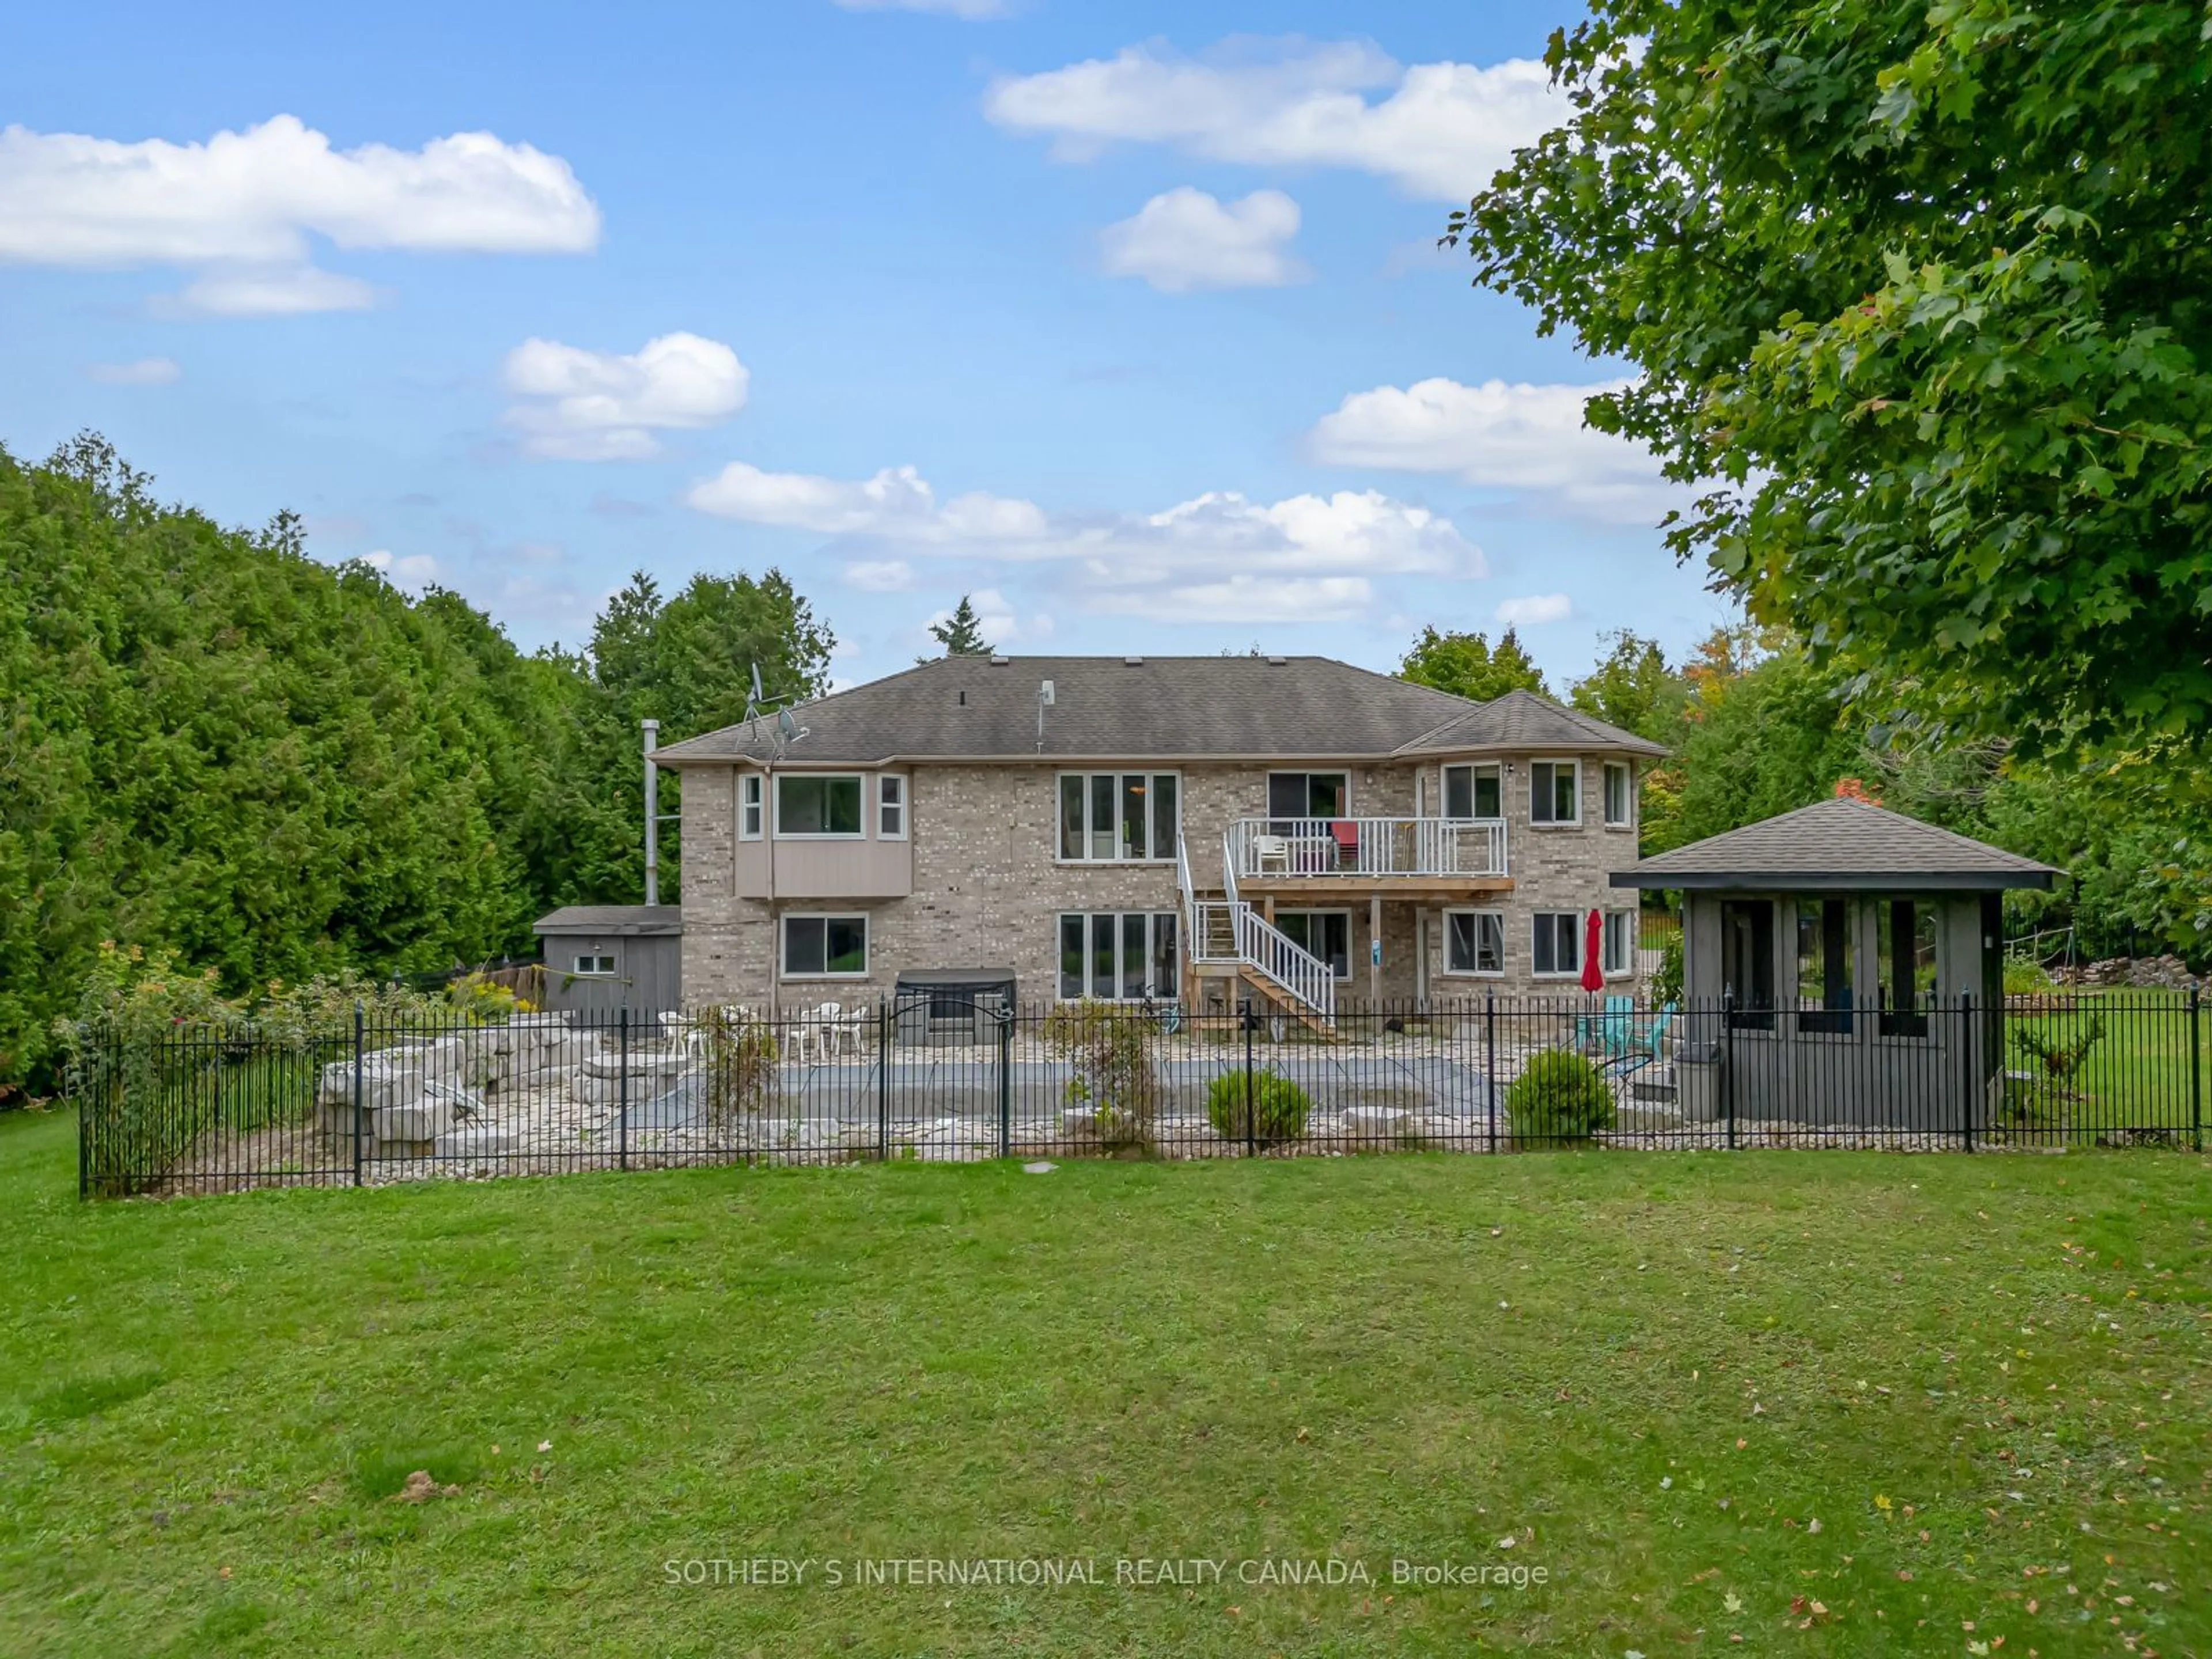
{"left": 0, "top": 0, "right": 1731, "bottom": 691}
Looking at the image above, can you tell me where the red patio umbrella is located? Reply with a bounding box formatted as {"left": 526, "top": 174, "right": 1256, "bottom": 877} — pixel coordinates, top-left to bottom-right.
{"left": 1580, "top": 908, "right": 1605, "bottom": 995}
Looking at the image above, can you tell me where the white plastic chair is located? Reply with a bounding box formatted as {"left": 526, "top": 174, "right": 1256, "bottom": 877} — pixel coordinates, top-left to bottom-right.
{"left": 1254, "top": 835, "right": 1291, "bottom": 874}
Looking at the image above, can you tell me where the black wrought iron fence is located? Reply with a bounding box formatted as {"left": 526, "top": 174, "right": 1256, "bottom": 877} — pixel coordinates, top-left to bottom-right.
{"left": 71, "top": 990, "right": 2204, "bottom": 1198}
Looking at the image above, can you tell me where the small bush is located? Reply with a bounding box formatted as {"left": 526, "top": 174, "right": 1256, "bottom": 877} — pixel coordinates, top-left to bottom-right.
{"left": 1505, "top": 1048, "right": 1615, "bottom": 1142}
{"left": 2002, "top": 956, "right": 2055, "bottom": 996}
{"left": 695, "top": 1004, "right": 778, "bottom": 1120}
{"left": 1652, "top": 931, "right": 1684, "bottom": 1006}
{"left": 1045, "top": 999, "right": 1161, "bottom": 1153}
{"left": 1205, "top": 1069, "right": 1313, "bottom": 1147}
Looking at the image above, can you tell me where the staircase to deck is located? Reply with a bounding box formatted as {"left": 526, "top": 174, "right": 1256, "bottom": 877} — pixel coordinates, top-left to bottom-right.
{"left": 1177, "top": 834, "right": 1337, "bottom": 1032}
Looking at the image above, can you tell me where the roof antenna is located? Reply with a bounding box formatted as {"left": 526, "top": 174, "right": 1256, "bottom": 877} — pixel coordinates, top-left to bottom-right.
{"left": 743, "top": 662, "right": 808, "bottom": 760}
{"left": 1036, "top": 677, "right": 1055, "bottom": 753}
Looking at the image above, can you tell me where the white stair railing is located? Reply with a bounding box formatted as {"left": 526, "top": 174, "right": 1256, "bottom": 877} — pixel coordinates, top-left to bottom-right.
{"left": 1164, "top": 831, "right": 1334, "bottom": 1026}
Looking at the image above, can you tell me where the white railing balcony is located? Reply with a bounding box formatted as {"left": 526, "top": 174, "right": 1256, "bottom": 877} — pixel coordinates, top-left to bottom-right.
{"left": 1224, "top": 816, "right": 1509, "bottom": 884}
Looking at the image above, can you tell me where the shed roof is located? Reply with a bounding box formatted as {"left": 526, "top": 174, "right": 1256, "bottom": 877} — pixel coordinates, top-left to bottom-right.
{"left": 1609, "top": 797, "right": 2062, "bottom": 892}
{"left": 533, "top": 904, "right": 685, "bottom": 937}
{"left": 651, "top": 655, "right": 1662, "bottom": 766}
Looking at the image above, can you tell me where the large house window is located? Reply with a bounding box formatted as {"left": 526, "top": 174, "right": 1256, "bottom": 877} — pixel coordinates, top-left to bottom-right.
{"left": 1057, "top": 911, "right": 1179, "bottom": 1001}
{"left": 1603, "top": 763, "right": 1633, "bottom": 827}
{"left": 1275, "top": 910, "right": 1352, "bottom": 979}
{"left": 777, "top": 774, "right": 863, "bottom": 838}
{"left": 1442, "top": 763, "right": 1501, "bottom": 819}
{"left": 1721, "top": 898, "right": 1777, "bottom": 1030}
{"left": 1058, "top": 773, "right": 1178, "bottom": 862}
{"left": 1531, "top": 760, "right": 1580, "bottom": 825}
{"left": 782, "top": 914, "right": 868, "bottom": 978}
{"left": 1531, "top": 911, "right": 1582, "bottom": 978}
{"left": 740, "top": 774, "right": 763, "bottom": 840}
{"left": 1267, "top": 771, "right": 1349, "bottom": 830}
{"left": 877, "top": 775, "right": 906, "bottom": 840}
{"left": 1796, "top": 897, "right": 1854, "bottom": 1033}
{"left": 1878, "top": 899, "right": 1938, "bottom": 1037}
{"left": 1603, "top": 911, "right": 1634, "bottom": 977}
{"left": 1444, "top": 910, "right": 1504, "bottom": 975}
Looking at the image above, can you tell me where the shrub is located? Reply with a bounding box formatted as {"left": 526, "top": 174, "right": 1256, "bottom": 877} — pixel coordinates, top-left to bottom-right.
{"left": 1205, "top": 1068, "right": 1313, "bottom": 1148}
{"left": 693, "top": 1003, "right": 778, "bottom": 1122}
{"left": 1652, "top": 931, "right": 1684, "bottom": 1006}
{"left": 1044, "top": 999, "right": 1161, "bottom": 1154}
{"left": 2001, "top": 955, "right": 2055, "bottom": 996}
{"left": 1505, "top": 1048, "right": 1616, "bottom": 1142}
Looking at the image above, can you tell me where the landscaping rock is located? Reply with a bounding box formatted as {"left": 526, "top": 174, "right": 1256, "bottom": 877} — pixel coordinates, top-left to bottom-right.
{"left": 1339, "top": 1105, "right": 1413, "bottom": 1138}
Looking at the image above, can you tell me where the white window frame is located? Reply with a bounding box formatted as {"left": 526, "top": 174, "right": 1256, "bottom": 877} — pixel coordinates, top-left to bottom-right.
{"left": 1055, "top": 771, "right": 1180, "bottom": 864}
{"left": 571, "top": 953, "right": 616, "bottom": 977}
{"left": 775, "top": 772, "right": 866, "bottom": 840}
{"left": 779, "top": 912, "right": 869, "bottom": 979}
{"left": 1274, "top": 908, "right": 1355, "bottom": 982}
{"left": 1530, "top": 759, "right": 1582, "bottom": 827}
{"left": 877, "top": 774, "right": 907, "bottom": 840}
{"left": 739, "top": 773, "right": 763, "bottom": 841}
{"left": 1531, "top": 911, "right": 1584, "bottom": 978}
{"left": 1603, "top": 762, "right": 1633, "bottom": 828}
{"left": 1441, "top": 763, "right": 1502, "bottom": 821}
{"left": 1602, "top": 911, "right": 1635, "bottom": 977}
{"left": 1441, "top": 908, "right": 1505, "bottom": 977}
{"left": 1056, "top": 911, "right": 1181, "bottom": 1002}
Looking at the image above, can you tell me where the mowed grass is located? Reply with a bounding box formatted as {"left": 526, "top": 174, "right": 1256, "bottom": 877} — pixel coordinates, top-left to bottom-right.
{"left": 2, "top": 1112, "right": 2208, "bottom": 1657}
{"left": 2003, "top": 989, "right": 2209, "bottom": 1134}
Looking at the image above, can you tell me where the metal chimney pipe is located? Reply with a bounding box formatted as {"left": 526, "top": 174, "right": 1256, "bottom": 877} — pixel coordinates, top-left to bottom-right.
{"left": 642, "top": 718, "right": 661, "bottom": 907}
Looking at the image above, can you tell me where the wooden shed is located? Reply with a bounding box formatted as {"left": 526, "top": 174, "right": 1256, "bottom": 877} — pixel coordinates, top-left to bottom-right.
{"left": 1611, "top": 798, "right": 2061, "bottom": 1130}
{"left": 532, "top": 905, "right": 684, "bottom": 1018}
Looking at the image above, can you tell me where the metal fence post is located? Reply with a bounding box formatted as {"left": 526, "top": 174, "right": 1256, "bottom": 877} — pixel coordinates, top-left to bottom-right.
{"left": 878, "top": 997, "right": 891, "bottom": 1161}
{"left": 351, "top": 1001, "right": 365, "bottom": 1187}
{"left": 1484, "top": 992, "right": 1497, "bottom": 1156}
{"left": 2191, "top": 986, "right": 2202, "bottom": 1154}
{"left": 998, "top": 1007, "right": 1013, "bottom": 1158}
{"left": 1242, "top": 997, "right": 1257, "bottom": 1157}
{"left": 1721, "top": 993, "right": 1736, "bottom": 1152}
{"left": 618, "top": 1007, "right": 630, "bottom": 1172}
{"left": 1960, "top": 991, "right": 1976, "bottom": 1154}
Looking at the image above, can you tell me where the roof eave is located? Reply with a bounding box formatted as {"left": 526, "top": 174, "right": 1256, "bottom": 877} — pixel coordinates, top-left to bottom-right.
{"left": 1609, "top": 870, "right": 2059, "bottom": 892}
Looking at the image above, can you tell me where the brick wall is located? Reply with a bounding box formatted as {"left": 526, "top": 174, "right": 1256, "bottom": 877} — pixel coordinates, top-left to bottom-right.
{"left": 674, "top": 755, "right": 1643, "bottom": 1011}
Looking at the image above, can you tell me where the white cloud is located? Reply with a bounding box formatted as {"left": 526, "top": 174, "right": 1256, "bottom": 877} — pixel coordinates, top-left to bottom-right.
{"left": 834, "top": 0, "right": 1009, "bottom": 14}
{"left": 502, "top": 332, "right": 749, "bottom": 461}
{"left": 85, "top": 356, "right": 180, "bottom": 385}
{"left": 1305, "top": 376, "right": 1687, "bottom": 525}
{"left": 687, "top": 461, "right": 1048, "bottom": 540}
{"left": 1089, "top": 575, "right": 1369, "bottom": 625}
{"left": 984, "top": 39, "right": 1558, "bottom": 199}
{"left": 0, "top": 114, "right": 598, "bottom": 315}
{"left": 843, "top": 559, "right": 916, "bottom": 592}
{"left": 163, "top": 264, "right": 376, "bottom": 317}
{"left": 1494, "top": 593, "right": 1571, "bottom": 626}
{"left": 362, "top": 548, "right": 440, "bottom": 586}
{"left": 1100, "top": 187, "right": 1304, "bottom": 292}
{"left": 687, "top": 457, "right": 1483, "bottom": 622}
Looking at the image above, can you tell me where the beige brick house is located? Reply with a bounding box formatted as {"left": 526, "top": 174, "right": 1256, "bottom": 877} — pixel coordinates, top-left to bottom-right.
{"left": 652, "top": 654, "right": 1664, "bottom": 1025}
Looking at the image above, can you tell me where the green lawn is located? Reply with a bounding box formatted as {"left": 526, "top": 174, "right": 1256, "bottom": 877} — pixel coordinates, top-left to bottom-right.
{"left": 2002, "top": 990, "right": 2207, "bottom": 1138}
{"left": 3, "top": 1112, "right": 2207, "bottom": 1657}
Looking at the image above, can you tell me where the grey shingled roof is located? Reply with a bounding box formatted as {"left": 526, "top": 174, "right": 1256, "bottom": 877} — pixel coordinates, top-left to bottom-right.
{"left": 1611, "top": 797, "right": 2061, "bottom": 891}
{"left": 652, "top": 655, "right": 1663, "bottom": 766}
{"left": 534, "top": 905, "right": 685, "bottom": 935}
{"left": 1397, "top": 687, "right": 1668, "bottom": 759}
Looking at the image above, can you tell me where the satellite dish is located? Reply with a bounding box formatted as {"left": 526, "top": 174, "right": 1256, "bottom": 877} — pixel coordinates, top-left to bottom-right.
{"left": 778, "top": 708, "right": 797, "bottom": 738}
{"left": 751, "top": 662, "right": 764, "bottom": 704}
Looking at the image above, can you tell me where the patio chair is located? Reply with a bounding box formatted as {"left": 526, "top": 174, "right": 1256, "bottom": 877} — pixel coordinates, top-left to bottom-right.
{"left": 812, "top": 1001, "right": 866, "bottom": 1059}
{"left": 1254, "top": 835, "right": 1291, "bottom": 874}
{"left": 1603, "top": 1004, "right": 1677, "bottom": 1084}
{"left": 1575, "top": 995, "right": 1637, "bottom": 1056}
{"left": 1327, "top": 819, "right": 1360, "bottom": 869}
